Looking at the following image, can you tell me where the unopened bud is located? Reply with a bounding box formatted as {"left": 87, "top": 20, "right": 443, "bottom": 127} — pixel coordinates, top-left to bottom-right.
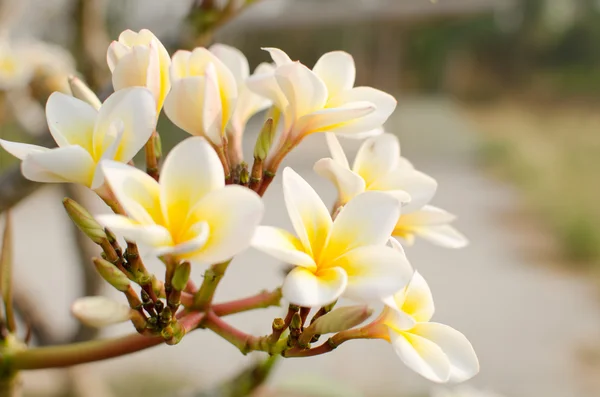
{"left": 68, "top": 75, "right": 102, "bottom": 110}
{"left": 63, "top": 198, "right": 107, "bottom": 244}
{"left": 130, "top": 310, "right": 147, "bottom": 332}
{"left": 71, "top": 296, "right": 132, "bottom": 328}
{"left": 165, "top": 320, "right": 185, "bottom": 345}
{"left": 171, "top": 262, "right": 191, "bottom": 292}
{"left": 93, "top": 257, "right": 130, "bottom": 292}
{"left": 253, "top": 118, "right": 274, "bottom": 161}
{"left": 153, "top": 132, "right": 162, "bottom": 159}
{"left": 311, "top": 305, "right": 373, "bottom": 335}
{"left": 239, "top": 162, "right": 249, "bottom": 185}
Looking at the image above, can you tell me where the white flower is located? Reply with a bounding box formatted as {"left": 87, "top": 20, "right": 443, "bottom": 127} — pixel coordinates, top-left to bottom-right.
{"left": 0, "top": 87, "right": 156, "bottom": 189}
{"left": 209, "top": 44, "right": 273, "bottom": 157}
{"left": 251, "top": 167, "right": 412, "bottom": 307}
{"left": 246, "top": 48, "right": 396, "bottom": 161}
{"left": 315, "top": 132, "right": 436, "bottom": 209}
{"left": 97, "top": 137, "right": 264, "bottom": 264}
{"left": 380, "top": 263, "right": 479, "bottom": 383}
{"left": 0, "top": 41, "right": 34, "bottom": 90}
{"left": 394, "top": 205, "right": 469, "bottom": 249}
{"left": 71, "top": 296, "right": 132, "bottom": 328}
{"left": 107, "top": 29, "right": 171, "bottom": 113}
{"left": 163, "top": 47, "right": 238, "bottom": 147}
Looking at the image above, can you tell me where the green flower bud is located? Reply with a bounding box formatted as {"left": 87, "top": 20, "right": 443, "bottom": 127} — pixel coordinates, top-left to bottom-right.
{"left": 253, "top": 118, "right": 274, "bottom": 161}
{"left": 68, "top": 75, "right": 102, "bottom": 110}
{"left": 63, "top": 198, "right": 107, "bottom": 244}
{"left": 171, "top": 262, "right": 191, "bottom": 292}
{"left": 311, "top": 305, "right": 373, "bottom": 335}
{"left": 93, "top": 257, "right": 131, "bottom": 292}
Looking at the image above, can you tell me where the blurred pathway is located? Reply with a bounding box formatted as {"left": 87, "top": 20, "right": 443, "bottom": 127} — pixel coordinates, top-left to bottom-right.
{"left": 18, "top": 98, "right": 600, "bottom": 397}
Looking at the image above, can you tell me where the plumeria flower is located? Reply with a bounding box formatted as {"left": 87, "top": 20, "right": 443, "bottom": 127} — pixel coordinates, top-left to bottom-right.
{"left": 209, "top": 43, "right": 274, "bottom": 164}
{"left": 314, "top": 132, "right": 436, "bottom": 209}
{"left": 163, "top": 46, "right": 238, "bottom": 147}
{"left": 377, "top": 264, "right": 479, "bottom": 383}
{"left": 107, "top": 29, "right": 171, "bottom": 114}
{"left": 96, "top": 137, "right": 264, "bottom": 263}
{"left": 0, "top": 40, "right": 34, "bottom": 90}
{"left": 0, "top": 87, "right": 156, "bottom": 189}
{"left": 251, "top": 167, "right": 413, "bottom": 307}
{"left": 246, "top": 48, "right": 396, "bottom": 161}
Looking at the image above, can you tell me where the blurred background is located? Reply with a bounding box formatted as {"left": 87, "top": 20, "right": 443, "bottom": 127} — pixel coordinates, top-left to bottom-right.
{"left": 1, "top": 0, "right": 600, "bottom": 396}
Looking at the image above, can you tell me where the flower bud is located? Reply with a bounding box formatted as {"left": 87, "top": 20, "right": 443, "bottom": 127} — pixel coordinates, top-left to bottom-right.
{"left": 311, "top": 305, "right": 373, "bottom": 335}
{"left": 92, "top": 257, "right": 130, "bottom": 292}
{"left": 171, "top": 262, "right": 191, "bottom": 292}
{"left": 71, "top": 296, "right": 132, "bottom": 328}
{"left": 68, "top": 75, "right": 102, "bottom": 110}
{"left": 63, "top": 198, "right": 107, "bottom": 244}
{"left": 253, "top": 118, "right": 274, "bottom": 161}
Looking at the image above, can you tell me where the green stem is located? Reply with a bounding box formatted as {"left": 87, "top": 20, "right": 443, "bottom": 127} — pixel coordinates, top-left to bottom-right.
{"left": 193, "top": 260, "right": 231, "bottom": 309}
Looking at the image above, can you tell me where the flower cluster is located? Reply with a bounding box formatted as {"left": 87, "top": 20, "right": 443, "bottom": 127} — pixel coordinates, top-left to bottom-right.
{"left": 0, "top": 29, "right": 478, "bottom": 383}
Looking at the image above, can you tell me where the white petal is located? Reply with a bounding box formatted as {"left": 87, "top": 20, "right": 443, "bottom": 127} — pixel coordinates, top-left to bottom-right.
{"left": 336, "top": 127, "right": 384, "bottom": 140}
{"left": 202, "top": 63, "right": 224, "bottom": 145}
{"left": 294, "top": 101, "right": 375, "bottom": 138}
{"left": 164, "top": 76, "right": 206, "bottom": 137}
{"left": 156, "top": 222, "right": 209, "bottom": 257}
{"left": 415, "top": 225, "right": 469, "bottom": 249}
{"left": 382, "top": 304, "right": 417, "bottom": 331}
{"left": 246, "top": 72, "right": 288, "bottom": 113}
{"left": 72, "top": 296, "right": 131, "bottom": 328}
{"left": 184, "top": 185, "right": 264, "bottom": 265}
{"left": 411, "top": 322, "right": 479, "bottom": 382}
{"left": 275, "top": 62, "right": 328, "bottom": 122}
{"left": 230, "top": 86, "right": 272, "bottom": 134}
{"left": 313, "top": 158, "right": 365, "bottom": 204}
{"left": 96, "top": 214, "right": 172, "bottom": 248}
{"left": 251, "top": 226, "right": 316, "bottom": 270}
{"left": 325, "top": 132, "right": 349, "bottom": 168}
{"left": 352, "top": 133, "right": 400, "bottom": 186}
{"left": 313, "top": 51, "right": 355, "bottom": 98}
{"left": 325, "top": 191, "right": 400, "bottom": 258}
{"left": 209, "top": 43, "right": 249, "bottom": 83}
{"left": 328, "top": 87, "right": 397, "bottom": 135}
{"left": 282, "top": 167, "right": 332, "bottom": 259}
{"left": 262, "top": 47, "right": 292, "bottom": 66}
{"left": 107, "top": 41, "right": 129, "bottom": 72}
{"left": 393, "top": 271, "right": 435, "bottom": 323}
{"left": 389, "top": 329, "right": 451, "bottom": 383}
{"left": 93, "top": 87, "right": 156, "bottom": 163}
{"left": 0, "top": 140, "right": 49, "bottom": 160}
{"left": 111, "top": 45, "right": 152, "bottom": 90}
{"left": 370, "top": 168, "right": 438, "bottom": 213}
{"left": 282, "top": 266, "right": 347, "bottom": 307}
{"left": 170, "top": 50, "right": 192, "bottom": 81}
{"left": 23, "top": 146, "right": 95, "bottom": 186}
{"left": 100, "top": 161, "right": 163, "bottom": 225}
{"left": 332, "top": 245, "right": 412, "bottom": 301}
{"left": 400, "top": 205, "right": 456, "bottom": 226}
{"left": 45, "top": 92, "right": 97, "bottom": 153}
{"left": 159, "top": 137, "right": 224, "bottom": 234}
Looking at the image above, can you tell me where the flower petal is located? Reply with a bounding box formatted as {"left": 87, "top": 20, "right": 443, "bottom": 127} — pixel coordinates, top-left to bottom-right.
{"left": 352, "top": 133, "right": 400, "bottom": 186}
{"left": 389, "top": 329, "right": 451, "bottom": 383}
{"left": 336, "top": 127, "right": 384, "bottom": 140}
{"left": 393, "top": 271, "right": 435, "bottom": 323}
{"left": 45, "top": 92, "right": 97, "bottom": 153}
{"left": 325, "top": 133, "right": 349, "bottom": 168}
{"left": 411, "top": 322, "right": 479, "bottom": 382}
{"left": 163, "top": 76, "right": 206, "bottom": 137}
{"left": 313, "top": 51, "right": 355, "bottom": 98}
{"left": 96, "top": 214, "right": 172, "bottom": 248}
{"left": 313, "top": 158, "right": 365, "bottom": 204}
{"left": 93, "top": 87, "right": 156, "bottom": 163}
{"left": 414, "top": 225, "right": 469, "bottom": 249}
{"left": 251, "top": 226, "right": 317, "bottom": 270}
{"left": 262, "top": 47, "right": 292, "bottom": 66}
{"left": 159, "top": 137, "right": 224, "bottom": 235}
{"left": 400, "top": 205, "right": 456, "bottom": 226}
{"left": 111, "top": 45, "right": 158, "bottom": 98}
{"left": 100, "top": 161, "right": 163, "bottom": 225}
{"left": 294, "top": 101, "right": 375, "bottom": 138}
{"left": 325, "top": 191, "right": 400, "bottom": 258}
{"left": 202, "top": 63, "right": 224, "bottom": 145}
{"left": 209, "top": 43, "right": 249, "bottom": 83}
{"left": 170, "top": 50, "right": 192, "bottom": 81}
{"left": 157, "top": 222, "right": 209, "bottom": 258}
{"left": 331, "top": 245, "right": 412, "bottom": 301}
{"left": 185, "top": 185, "right": 264, "bottom": 265}
{"left": 282, "top": 167, "right": 332, "bottom": 259}
{"left": 107, "top": 41, "right": 129, "bottom": 71}
{"left": 370, "top": 168, "right": 438, "bottom": 213}
{"left": 0, "top": 140, "right": 49, "bottom": 160}
{"left": 23, "top": 146, "right": 95, "bottom": 186}
{"left": 275, "top": 62, "right": 328, "bottom": 122}
{"left": 282, "top": 266, "right": 347, "bottom": 307}
{"left": 246, "top": 71, "right": 288, "bottom": 113}
{"left": 328, "top": 87, "right": 397, "bottom": 135}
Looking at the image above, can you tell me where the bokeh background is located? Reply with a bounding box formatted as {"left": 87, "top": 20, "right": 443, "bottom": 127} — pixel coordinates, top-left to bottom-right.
{"left": 1, "top": 0, "right": 600, "bottom": 396}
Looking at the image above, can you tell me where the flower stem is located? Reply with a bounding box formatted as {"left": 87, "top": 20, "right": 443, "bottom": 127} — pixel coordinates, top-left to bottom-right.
{"left": 282, "top": 326, "right": 376, "bottom": 358}
{"left": 212, "top": 288, "right": 282, "bottom": 316}
{"left": 193, "top": 260, "right": 231, "bottom": 310}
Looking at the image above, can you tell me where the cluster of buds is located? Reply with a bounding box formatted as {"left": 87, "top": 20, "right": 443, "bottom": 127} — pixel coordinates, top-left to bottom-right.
{"left": 0, "top": 28, "right": 478, "bottom": 385}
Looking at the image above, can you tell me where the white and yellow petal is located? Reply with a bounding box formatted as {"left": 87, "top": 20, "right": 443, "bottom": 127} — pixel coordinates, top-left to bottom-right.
{"left": 370, "top": 168, "right": 438, "bottom": 213}
{"left": 313, "top": 158, "right": 365, "bottom": 204}
{"left": 22, "top": 146, "right": 96, "bottom": 186}
{"left": 0, "top": 140, "right": 49, "bottom": 161}
{"left": 262, "top": 47, "right": 293, "bottom": 67}
{"left": 45, "top": 92, "right": 97, "bottom": 152}
{"left": 251, "top": 226, "right": 316, "bottom": 269}
{"left": 282, "top": 266, "right": 347, "bottom": 307}
{"left": 209, "top": 43, "right": 249, "bottom": 84}
{"left": 313, "top": 51, "right": 355, "bottom": 99}
{"left": 96, "top": 214, "right": 172, "bottom": 249}
{"left": 294, "top": 101, "right": 376, "bottom": 138}
{"left": 391, "top": 271, "right": 435, "bottom": 323}
{"left": 164, "top": 76, "right": 207, "bottom": 137}
{"left": 352, "top": 133, "right": 400, "bottom": 186}
{"left": 275, "top": 62, "right": 328, "bottom": 123}
{"left": 414, "top": 225, "right": 469, "bottom": 249}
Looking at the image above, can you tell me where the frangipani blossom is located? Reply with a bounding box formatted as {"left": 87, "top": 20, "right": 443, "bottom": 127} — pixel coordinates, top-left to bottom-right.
{"left": 107, "top": 29, "right": 171, "bottom": 114}
{"left": 315, "top": 132, "right": 436, "bottom": 209}
{"left": 394, "top": 205, "right": 469, "bottom": 249}
{"left": 252, "top": 167, "right": 412, "bottom": 307}
{"left": 246, "top": 48, "right": 396, "bottom": 161}
{"left": 0, "top": 41, "right": 34, "bottom": 90}
{"left": 380, "top": 265, "right": 479, "bottom": 383}
{"left": 163, "top": 47, "right": 238, "bottom": 147}
{"left": 0, "top": 87, "right": 156, "bottom": 189}
{"left": 209, "top": 44, "right": 273, "bottom": 162}
{"left": 97, "top": 137, "right": 264, "bottom": 264}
